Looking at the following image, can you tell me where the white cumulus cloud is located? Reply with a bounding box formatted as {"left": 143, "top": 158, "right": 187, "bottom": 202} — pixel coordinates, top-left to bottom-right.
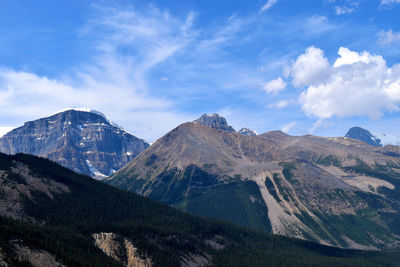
{"left": 262, "top": 77, "right": 286, "bottom": 94}
{"left": 291, "top": 46, "right": 331, "bottom": 87}
{"left": 334, "top": 47, "right": 375, "bottom": 66}
{"left": 290, "top": 46, "right": 400, "bottom": 121}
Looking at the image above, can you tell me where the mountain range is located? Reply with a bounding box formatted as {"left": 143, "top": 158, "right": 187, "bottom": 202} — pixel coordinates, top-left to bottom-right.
{"left": 0, "top": 108, "right": 149, "bottom": 179}
{"left": 3, "top": 152, "right": 399, "bottom": 266}
{"left": 2, "top": 109, "right": 400, "bottom": 262}
{"left": 107, "top": 114, "right": 400, "bottom": 250}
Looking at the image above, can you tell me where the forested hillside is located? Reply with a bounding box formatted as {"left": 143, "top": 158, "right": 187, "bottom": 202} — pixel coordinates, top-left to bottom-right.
{"left": 1, "top": 152, "right": 400, "bottom": 266}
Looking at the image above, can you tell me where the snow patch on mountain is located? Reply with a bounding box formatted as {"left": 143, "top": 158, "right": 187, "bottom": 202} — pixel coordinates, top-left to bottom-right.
{"left": 86, "top": 160, "right": 108, "bottom": 180}
{"left": 49, "top": 108, "right": 123, "bottom": 129}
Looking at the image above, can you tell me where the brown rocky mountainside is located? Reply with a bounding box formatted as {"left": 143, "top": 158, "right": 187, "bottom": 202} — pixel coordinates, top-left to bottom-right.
{"left": 107, "top": 114, "right": 400, "bottom": 250}
{"left": 0, "top": 108, "right": 149, "bottom": 179}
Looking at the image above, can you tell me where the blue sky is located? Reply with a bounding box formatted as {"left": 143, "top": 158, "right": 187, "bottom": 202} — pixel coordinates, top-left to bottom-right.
{"left": 1, "top": 0, "right": 400, "bottom": 141}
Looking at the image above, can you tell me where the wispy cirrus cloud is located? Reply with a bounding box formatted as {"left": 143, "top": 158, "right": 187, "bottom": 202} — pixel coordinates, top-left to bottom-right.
{"left": 334, "top": 6, "right": 355, "bottom": 15}
{"left": 0, "top": 5, "right": 199, "bottom": 140}
{"left": 0, "top": 4, "right": 268, "bottom": 140}
{"left": 281, "top": 121, "right": 297, "bottom": 133}
{"left": 326, "top": 0, "right": 359, "bottom": 15}
{"left": 377, "top": 29, "right": 400, "bottom": 46}
{"left": 381, "top": 0, "right": 400, "bottom": 6}
{"left": 268, "top": 100, "right": 289, "bottom": 109}
{"left": 260, "top": 0, "right": 278, "bottom": 12}
{"left": 0, "top": 1, "right": 377, "bottom": 140}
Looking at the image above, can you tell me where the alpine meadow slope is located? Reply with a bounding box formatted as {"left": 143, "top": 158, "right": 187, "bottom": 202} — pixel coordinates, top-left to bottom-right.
{"left": 107, "top": 114, "right": 400, "bottom": 250}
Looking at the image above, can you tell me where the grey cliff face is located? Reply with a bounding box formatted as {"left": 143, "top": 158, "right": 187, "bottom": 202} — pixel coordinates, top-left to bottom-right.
{"left": 193, "top": 113, "right": 235, "bottom": 132}
{"left": 0, "top": 109, "right": 149, "bottom": 179}
{"left": 345, "top": 127, "right": 382, "bottom": 147}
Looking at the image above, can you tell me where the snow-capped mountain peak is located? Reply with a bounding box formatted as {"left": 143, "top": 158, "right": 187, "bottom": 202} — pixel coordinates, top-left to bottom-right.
{"left": 49, "top": 107, "right": 123, "bottom": 129}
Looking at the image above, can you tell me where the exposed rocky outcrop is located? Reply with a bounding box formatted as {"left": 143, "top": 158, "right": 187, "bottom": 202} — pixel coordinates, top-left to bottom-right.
{"left": 193, "top": 114, "right": 235, "bottom": 132}
{"left": 93, "top": 232, "right": 152, "bottom": 267}
{"left": 0, "top": 108, "right": 149, "bottom": 179}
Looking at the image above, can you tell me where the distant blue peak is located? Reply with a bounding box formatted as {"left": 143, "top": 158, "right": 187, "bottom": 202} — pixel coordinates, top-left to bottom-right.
{"left": 345, "top": 127, "right": 382, "bottom": 147}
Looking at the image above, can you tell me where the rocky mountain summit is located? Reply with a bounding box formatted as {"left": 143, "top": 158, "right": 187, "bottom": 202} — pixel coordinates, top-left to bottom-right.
{"left": 345, "top": 127, "right": 382, "bottom": 147}
{"left": 238, "top": 128, "right": 257, "bottom": 136}
{"left": 0, "top": 108, "right": 149, "bottom": 179}
{"left": 108, "top": 115, "right": 400, "bottom": 250}
{"left": 193, "top": 113, "right": 235, "bottom": 132}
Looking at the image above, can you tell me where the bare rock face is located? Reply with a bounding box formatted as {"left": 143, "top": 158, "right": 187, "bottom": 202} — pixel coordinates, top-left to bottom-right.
{"left": 0, "top": 109, "right": 149, "bottom": 179}
{"left": 193, "top": 114, "right": 235, "bottom": 132}
{"left": 92, "top": 233, "right": 152, "bottom": 267}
